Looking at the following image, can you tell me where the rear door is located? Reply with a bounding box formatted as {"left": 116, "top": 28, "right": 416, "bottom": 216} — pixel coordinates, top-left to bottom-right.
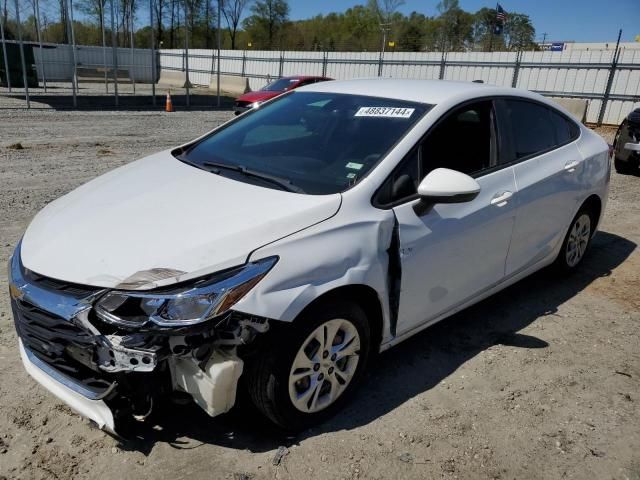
{"left": 497, "top": 99, "right": 583, "bottom": 275}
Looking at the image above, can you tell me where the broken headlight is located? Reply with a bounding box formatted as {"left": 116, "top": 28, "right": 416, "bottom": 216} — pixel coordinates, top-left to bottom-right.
{"left": 95, "top": 257, "right": 277, "bottom": 328}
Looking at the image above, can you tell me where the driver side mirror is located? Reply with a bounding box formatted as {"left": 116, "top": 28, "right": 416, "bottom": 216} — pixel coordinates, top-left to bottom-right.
{"left": 417, "top": 168, "right": 481, "bottom": 204}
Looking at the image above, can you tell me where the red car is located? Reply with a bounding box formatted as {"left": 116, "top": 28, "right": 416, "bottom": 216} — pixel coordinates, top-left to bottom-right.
{"left": 234, "top": 75, "right": 333, "bottom": 115}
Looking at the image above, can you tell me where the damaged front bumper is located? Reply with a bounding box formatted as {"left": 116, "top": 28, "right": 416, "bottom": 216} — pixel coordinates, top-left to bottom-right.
{"left": 18, "top": 339, "right": 117, "bottom": 433}
{"left": 9, "top": 244, "right": 263, "bottom": 435}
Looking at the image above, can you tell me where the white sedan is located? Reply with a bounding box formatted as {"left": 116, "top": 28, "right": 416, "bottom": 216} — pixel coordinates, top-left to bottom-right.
{"left": 9, "top": 79, "right": 610, "bottom": 435}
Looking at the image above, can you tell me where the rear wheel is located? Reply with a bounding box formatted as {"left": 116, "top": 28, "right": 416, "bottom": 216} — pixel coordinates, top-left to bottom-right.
{"left": 553, "top": 209, "right": 594, "bottom": 272}
{"left": 245, "top": 300, "right": 370, "bottom": 431}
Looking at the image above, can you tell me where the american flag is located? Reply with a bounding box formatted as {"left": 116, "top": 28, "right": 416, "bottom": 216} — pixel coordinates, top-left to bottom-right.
{"left": 496, "top": 4, "right": 507, "bottom": 24}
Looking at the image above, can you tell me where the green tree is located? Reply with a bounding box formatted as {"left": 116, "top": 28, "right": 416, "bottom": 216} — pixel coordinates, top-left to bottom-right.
{"left": 398, "top": 11, "right": 427, "bottom": 51}
{"left": 243, "top": 0, "right": 288, "bottom": 49}
{"left": 76, "top": 0, "right": 107, "bottom": 47}
{"left": 503, "top": 12, "right": 535, "bottom": 50}
{"left": 435, "top": 0, "right": 474, "bottom": 51}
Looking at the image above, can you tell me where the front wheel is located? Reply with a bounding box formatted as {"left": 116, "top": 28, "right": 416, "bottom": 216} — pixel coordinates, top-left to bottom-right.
{"left": 553, "top": 209, "right": 594, "bottom": 272}
{"left": 614, "top": 156, "right": 639, "bottom": 174}
{"left": 244, "top": 300, "right": 371, "bottom": 431}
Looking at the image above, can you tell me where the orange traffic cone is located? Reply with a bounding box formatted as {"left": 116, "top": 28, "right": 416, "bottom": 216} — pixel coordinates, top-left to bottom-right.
{"left": 165, "top": 90, "right": 174, "bottom": 112}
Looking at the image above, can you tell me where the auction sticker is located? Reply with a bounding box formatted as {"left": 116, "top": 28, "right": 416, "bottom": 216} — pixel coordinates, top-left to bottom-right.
{"left": 355, "top": 106, "right": 415, "bottom": 118}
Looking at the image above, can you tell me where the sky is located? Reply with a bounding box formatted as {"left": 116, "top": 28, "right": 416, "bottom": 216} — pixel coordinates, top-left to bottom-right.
{"left": 288, "top": 0, "right": 640, "bottom": 43}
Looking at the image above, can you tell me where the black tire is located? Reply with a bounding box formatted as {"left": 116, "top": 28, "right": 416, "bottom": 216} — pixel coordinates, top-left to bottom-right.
{"left": 614, "top": 156, "right": 639, "bottom": 174}
{"left": 552, "top": 207, "right": 596, "bottom": 273}
{"left": 244, "top": 299, "right": 371, "bottom": 432}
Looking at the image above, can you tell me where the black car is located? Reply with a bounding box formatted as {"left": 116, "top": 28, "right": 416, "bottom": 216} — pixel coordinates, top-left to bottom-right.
{"left": 613, "top": 108, "right": 640, "bottom": 174}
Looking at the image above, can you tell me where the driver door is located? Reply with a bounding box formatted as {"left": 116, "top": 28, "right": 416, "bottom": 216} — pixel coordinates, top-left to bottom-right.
{"left": 381, "top": 100, "right": 518, "bottom": 336}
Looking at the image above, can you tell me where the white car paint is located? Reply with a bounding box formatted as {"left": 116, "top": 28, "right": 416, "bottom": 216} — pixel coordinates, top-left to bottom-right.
{"left": 234, "top": 79, "right": 609, "bottom": 347}
{"left": 416, "top": 168, "right": 481, "bottom": 198}
{"left": 21, "top": 151, "right": 341, "bottom": 289}
{"left": 13, "top": 78, "right": 610, "bottom": 429}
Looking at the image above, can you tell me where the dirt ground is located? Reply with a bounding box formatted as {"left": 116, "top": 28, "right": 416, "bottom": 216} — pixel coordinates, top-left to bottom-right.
{"left": 0, "top": 110, "right": 638, "bottom": 480}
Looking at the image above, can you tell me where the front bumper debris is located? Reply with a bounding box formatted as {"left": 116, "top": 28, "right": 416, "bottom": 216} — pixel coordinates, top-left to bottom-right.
{"left": 19, "top": 339, "right": 117, "bottom": 433}
{"left": 9, "top": 243, "right": 268, "bottom": 434}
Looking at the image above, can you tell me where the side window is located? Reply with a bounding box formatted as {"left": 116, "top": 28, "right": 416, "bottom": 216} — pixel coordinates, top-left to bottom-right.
{"left": 549, "top": 109, "right": 579, "bottom": 145}
{"left": 421, "top": 100, "right": 495, "bottom": 176}
{"left": 503, "top": 100, "right": 556, "bottom": 159}
{"left": 374, "top": 100, "right": 496, "bottom": 207}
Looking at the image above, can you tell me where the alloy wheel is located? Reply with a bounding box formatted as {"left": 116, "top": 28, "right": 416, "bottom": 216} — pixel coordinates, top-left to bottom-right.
{"left": 288, "top": 318, "right": 361, "bottom": 413}
{"left": 565, "top": 213, "right": 591, "bottom": 267}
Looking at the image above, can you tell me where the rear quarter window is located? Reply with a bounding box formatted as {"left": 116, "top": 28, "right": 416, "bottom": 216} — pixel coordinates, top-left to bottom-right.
{"left": 549, "top": 108, "right": 580, "bottom": 145}
{"left": 503, "top": 99, "right": 556, "bottom": 160}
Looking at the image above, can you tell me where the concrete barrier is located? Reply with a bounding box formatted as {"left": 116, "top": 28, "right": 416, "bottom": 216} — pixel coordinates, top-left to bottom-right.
{"left": 157, "top": 70, "right": 193, "bottom": 89}
{"left": 209, "top": 75, "right": 251, "bottom": 97}
{"left": 77, "top": 66, "right": 132, "bottom": 83}
{"left": 549, "top": 97, "right": 589, "bottom": 123}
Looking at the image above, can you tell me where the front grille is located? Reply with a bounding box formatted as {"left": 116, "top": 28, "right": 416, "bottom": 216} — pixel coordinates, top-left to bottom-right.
{"left": 12, "top": 297, "right": 113, "bottom": 394}
{"left": 22, "top": 269, "right": 101, "bottom": 298}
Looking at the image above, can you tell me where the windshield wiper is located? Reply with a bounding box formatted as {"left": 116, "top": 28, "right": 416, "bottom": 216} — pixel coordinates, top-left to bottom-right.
{"left": 202, "top": 161, "right": 304, "bottom": 193}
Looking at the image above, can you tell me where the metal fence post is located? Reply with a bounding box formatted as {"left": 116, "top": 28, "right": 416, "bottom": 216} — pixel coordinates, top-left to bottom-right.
{"left": 67, "top": 0, "right": 79, "bottom": 107}
{"left": 278, "top": 51, "right": 284, "bottom": 78}
{"left": 34, "top": 0, "right": 47, "bottom": 92}
{"left": 511, "top": 50, "right": 522, "bottom": 88}
{"left": 216, "top": 0, "right": 221, "bottom": 108}
{"left": 0, "top": 15, "right": 11, "bottom": 92}
{"left": 129, "top": 1, "right": 136, "bottom": 95}
{"left": 149, "top": 0, "right": 156, "bottom": 105}
{"left": 241, "top": 50, "right": 246, "bottom": 77}
{"left": 184, "top": 3, "right": 190, "bottom": 108}
{"left": 439, "top": 50, "right": 447, "bottom": 80}
{"left": 322, "top": 50, "right": 327, "bottom": 77}
{"left": 597, "top": 29, "right": 622, "bottom": 127}
{"left": 101, "top": 3, "right": 108, "bottom": 93}
{"left": 14, "top": 0, "right": 30, "bottom": 108}
{"left": 110, "top": 0, "right": 118, "bottom": 106}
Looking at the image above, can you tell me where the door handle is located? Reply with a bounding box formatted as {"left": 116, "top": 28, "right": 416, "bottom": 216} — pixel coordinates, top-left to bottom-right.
{"left": 564, "top": 160, "right": 580, "bottom": 172}
{"left": 490, "top": 191, "right": 513, "bottom": 207}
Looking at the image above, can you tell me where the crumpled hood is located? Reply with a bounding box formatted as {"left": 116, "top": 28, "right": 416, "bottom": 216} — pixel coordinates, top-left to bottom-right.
{"left": 21, "top": 151, "right": 341, "bottom": 290}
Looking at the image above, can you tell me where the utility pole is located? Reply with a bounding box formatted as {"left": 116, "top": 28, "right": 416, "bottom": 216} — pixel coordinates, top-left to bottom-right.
{"left": 541, "top": 32, "right": 547, "bottom": 50}
{"left": 378, "top": 22, "right": 390, "bottom": 77}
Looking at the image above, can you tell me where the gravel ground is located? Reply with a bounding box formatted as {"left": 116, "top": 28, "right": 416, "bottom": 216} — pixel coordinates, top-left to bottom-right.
{"left": 0, "top": 111, "right": 638, "bottom": 480}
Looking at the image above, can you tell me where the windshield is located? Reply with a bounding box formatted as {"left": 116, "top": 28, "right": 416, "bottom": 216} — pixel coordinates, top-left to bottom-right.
{"left": 180, "top": 92, "right": 431, "bottom": 195}
{"left": 262, "top": 78, "right": 298, "bottom": 91}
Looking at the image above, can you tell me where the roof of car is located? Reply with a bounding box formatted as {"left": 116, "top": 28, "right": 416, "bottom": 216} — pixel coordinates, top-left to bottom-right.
{"left": 298, "top": 78, "right": 541, "bottom": 105}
